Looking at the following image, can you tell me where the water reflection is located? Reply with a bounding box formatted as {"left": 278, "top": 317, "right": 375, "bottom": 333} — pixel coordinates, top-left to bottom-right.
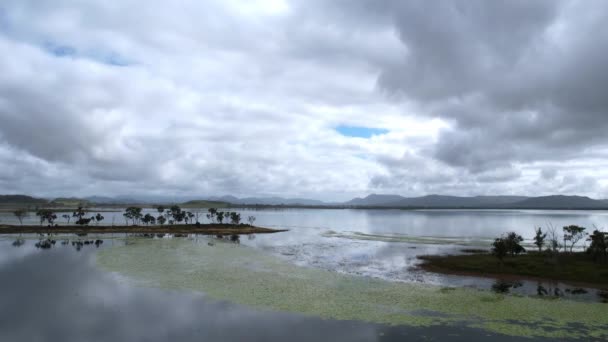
{"left": 489, "top": 280, "right": 606, "bottom": 303}
{"left": 2, "top": 207, "right": 608, "bottom": 305}
{"left": 599, "top": 291, "right": 608, "bottom": 303}
{"left": 491, "top": 280, "right": 523, "bottom": 293}
{"left": 0, "top": 243, "right": 545, "bottom": 342}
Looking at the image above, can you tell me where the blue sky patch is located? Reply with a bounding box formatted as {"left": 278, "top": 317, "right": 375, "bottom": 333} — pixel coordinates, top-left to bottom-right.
{"left": 45, "top": 43, "right": 77, "bottom": 57}
{"left": 43, "top": 41, "right": 132, "bottom": 66}
{"left": 335, "top": 125, "right": 389, "bottom": 138}
{"left": 0, "top": 8, "right": 9, "bottom": 32}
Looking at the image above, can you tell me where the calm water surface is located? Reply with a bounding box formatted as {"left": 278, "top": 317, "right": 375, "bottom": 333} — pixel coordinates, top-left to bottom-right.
{"left": 1, "top": 209, "right": 607, "bottom": 341}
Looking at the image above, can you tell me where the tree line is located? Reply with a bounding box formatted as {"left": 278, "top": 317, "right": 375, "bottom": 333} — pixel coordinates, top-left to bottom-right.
{"left": 12, "top": 206, "right": 256, "bottom": 227}
{"left": 122, "top": 206, "right": 255, "bottom": 226}
{"left": 11, "top": 207, "right": 105, "bottom": 226}
{"left": 492, "top": 225, "right": 608, "bottom": 264}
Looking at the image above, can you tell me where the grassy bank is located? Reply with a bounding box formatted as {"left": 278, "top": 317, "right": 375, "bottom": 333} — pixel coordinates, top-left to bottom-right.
{"left": 0, "top": 224, "right": 287, "bottom": 235}
{"left": 418, "top": 251, "right": 608, "bottom": 288}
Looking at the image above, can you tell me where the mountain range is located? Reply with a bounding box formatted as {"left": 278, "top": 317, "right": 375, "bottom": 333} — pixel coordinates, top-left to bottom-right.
{"left": 342, "top": 194, "right": 608, "bottom": 209}
{"left": 204, "top": 195, "right": 325, "bottom": 206}
{"left": 2, "top": 193, "right": 608, "bottom": 209}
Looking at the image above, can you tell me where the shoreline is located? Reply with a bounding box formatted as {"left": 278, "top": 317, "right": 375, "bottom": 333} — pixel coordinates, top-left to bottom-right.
{"left": 417, "top": 253, "right": 608, "bottom": 290}
{"left": 0, "top": 224, "right": 287, "bottom": 235}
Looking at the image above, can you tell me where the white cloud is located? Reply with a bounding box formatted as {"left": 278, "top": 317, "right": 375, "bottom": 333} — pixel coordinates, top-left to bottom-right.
{"left": 0, "top": 0, "right": 607, "bottom": 201}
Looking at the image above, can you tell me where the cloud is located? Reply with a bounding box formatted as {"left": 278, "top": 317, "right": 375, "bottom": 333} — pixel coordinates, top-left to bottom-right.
{"left": 367, "top": 1, "right": 608, "bottom": 172}
{"left": 0, "top": 0, "right": 607, "bottom": 200}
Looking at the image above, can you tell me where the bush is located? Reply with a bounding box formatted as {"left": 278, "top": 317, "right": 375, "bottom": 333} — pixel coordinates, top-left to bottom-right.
{"left": 587, "top": 230, "right": 608, "bottom": 263}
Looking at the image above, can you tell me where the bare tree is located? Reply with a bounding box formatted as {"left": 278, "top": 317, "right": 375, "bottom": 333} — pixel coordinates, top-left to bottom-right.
{"left": 533, "top": 227, "right": 546, "bottom": 252}
{"left": 13, "top": 209, "right": 27, "bottom": 225}
{"left": 546, "top": 223, "right": 562, "bottom": 254}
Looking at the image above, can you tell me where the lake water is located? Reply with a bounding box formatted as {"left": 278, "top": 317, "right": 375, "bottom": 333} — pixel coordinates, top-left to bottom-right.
{"left": 1, "top": 208, "right": 607, "bottom": 340}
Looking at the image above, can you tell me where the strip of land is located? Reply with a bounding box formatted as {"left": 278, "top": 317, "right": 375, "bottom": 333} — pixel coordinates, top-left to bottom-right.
{"left": 418, "top": 251, "right": 608, "bottom": 289}
{"left": 0, "top": 224, "right": 287, "bottom": 235}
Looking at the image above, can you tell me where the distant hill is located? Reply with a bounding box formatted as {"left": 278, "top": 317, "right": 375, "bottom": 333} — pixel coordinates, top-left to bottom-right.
{"left": 205, "top": 195, "right": 240, "bottom": 203}
{"left": 506, "top": 195, "right": 608, "bottom": 209}
{"left": 0, "top": 194, "right": 48, "bottom": 206}
{"left": 345, "top": 194, "right": 407, "bottom": 206}
{"left": 180, "top": 200, "right": 229, "bottom": 208}
{"left": 49, "top": 197, "right": 91, "bottom": 207}
{"left": 341, "top": 194, "right": 608, "bottom": 209}
{"left": 84, "top": 196, "right": 144, "bottom": 205}
{"left": 206, "top": 196, "right": 326, "bottom": 206}
{"left": 2, "top": 193, "right": 607, "bottom": 210}
{"left": 393, "top": 195, "right": 530, "bottom": 208}
{"left": 344, "top": 194, "right": 530, "bottom": 208}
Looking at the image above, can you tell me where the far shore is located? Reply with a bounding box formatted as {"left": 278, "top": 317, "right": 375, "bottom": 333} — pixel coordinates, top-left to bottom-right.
{"left": 0, "top": 224, "right": 287, "bottom": 235}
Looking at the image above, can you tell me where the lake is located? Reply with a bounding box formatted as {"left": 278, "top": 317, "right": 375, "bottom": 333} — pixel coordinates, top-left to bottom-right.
{"left": 1, "top": 208, "right": 607, "bottom": 340}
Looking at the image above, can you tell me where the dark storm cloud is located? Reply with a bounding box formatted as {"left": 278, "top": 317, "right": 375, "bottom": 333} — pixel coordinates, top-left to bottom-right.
{"left": 305, "top": 0, "right": 608, "bottom": 171}
{"left": 378, "top": 1, "right": 560, "bottom": 101}
{"left": 370, "top": 0, "right": 608, "bottom": 170}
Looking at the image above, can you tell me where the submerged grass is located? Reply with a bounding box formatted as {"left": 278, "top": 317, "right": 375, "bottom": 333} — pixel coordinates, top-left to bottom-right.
{"left": 96, "top": 238, "right": 608, "bottom": 339}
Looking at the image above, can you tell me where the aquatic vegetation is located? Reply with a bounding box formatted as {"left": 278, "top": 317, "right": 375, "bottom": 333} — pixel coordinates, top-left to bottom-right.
{"left": 97, "top": 238, "right": 608, "bottom": 339}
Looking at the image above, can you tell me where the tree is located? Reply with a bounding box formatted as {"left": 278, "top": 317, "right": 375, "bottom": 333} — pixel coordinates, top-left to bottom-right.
{"left": 587, "top": 230, "right": 608, "bottom": 263}
{"left": 216, "top": 211, "right": 225, "bottom": 224}
{"left": 193, "top": 210, "right": 202, "bottom": 224}
{"left": 73, "top": 206, "right": 87, "bottom": 223}
{"left": 186, "top": 212, "right": 194, "bottom": 224}
{"left": 94, "top": 213, "right": 104, "bottom": 225}
{"left": 142, "top": 213, "right": 156, "bottom": 226}
{"left": 76, "top": 216, "right": 93, "bottom": 225}
{"left": 165, "top": 209, "right": 172, "bottom": 223}
{"left": 157, "top": 215, "right": 166, "bottom": 225}
{"left": 547, "top": 225, "right": 562, "bottom": 253}
{"left": 62, "top": 214, "right": 71, "bottom": 224}
{"left": 563, "top": 225, "right": 586, "bottom": 253}
{"left": 36, "top": 209, "right": 57, "bottom": 225}
{"left": 533, "top": 227, "right": 546, "bottom": 252}
{"left": 492, "top": 237, "right": 508, "bottom": 265}
{"left": 124, "top": 207, "right": 143, "bottom": 225}
{"left": 207, "top": 208, "right": 218, "bottom": 223}
{"left": 504, "top": 232, "right": 525, "bottom": 256}
{"left": 156, "top": 206, "right": 165, "bottom": 216}
{"left": 13, "top": 209, "right": 27, "bottom": 225}
{"left": 230, "top": 212, "right": 241, "bottom": 225}
{"left": 169, "top": 205, "right": 185, "bottom": 224}
{"left": 247, "top": 215, "right": 256, "bottom": 226}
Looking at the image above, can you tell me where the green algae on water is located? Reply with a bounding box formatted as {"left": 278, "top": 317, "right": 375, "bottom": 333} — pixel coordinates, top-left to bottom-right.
{"left": 96, "top": 238, "right": 608, "bottom": 339}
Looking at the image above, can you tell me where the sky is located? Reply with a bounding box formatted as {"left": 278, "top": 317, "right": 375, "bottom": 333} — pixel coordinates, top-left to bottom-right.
{"left": 0, "top": 0, "right": 608, "bottom": 201}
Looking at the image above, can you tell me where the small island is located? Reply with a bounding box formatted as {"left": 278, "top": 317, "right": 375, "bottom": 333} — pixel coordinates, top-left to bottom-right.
{"left": 418, "top": 226, "right": 608, "bottom": 288}
{"left": 3, "top": 205, "right": 287, "bottom": 236}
